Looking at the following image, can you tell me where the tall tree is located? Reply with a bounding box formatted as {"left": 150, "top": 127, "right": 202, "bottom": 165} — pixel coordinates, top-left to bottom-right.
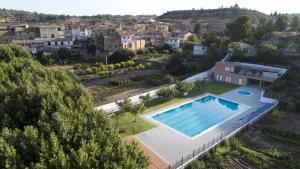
{"left": 0, "top": 44, "right": 149, "bottom": 169}
{"left": 291, "top": 16, "right": 300, "bottom": 31}
{"left": 226, "top": 16, "right": 254, "bottom": 41}
{"left": 275, "top": 15, "right": 288, "bottom": 31}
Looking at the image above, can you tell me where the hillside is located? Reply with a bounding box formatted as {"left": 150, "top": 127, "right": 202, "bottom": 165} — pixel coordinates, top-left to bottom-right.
{"left": 156, "top": 7, "right": 269, "bottom": 24}
{"left": 0, "top": 8, "right": 155, "bottom": 23}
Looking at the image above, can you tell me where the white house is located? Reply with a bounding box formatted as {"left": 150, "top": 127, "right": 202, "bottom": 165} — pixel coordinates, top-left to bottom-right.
{"left": 193, "top": 45, "right": 207, "bottom": 56}
{"left": 71, "top": 27, "right": 92, "bottom": 40}
{"left": 165, "top": 37, "right": 180, "bottom": 50}
{"left": 48, "top": 37, "right": 74, "bottom": 49}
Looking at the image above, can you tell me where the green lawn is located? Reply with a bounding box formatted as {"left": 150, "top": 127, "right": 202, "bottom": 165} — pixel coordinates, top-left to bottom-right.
{"left": 112, "top": 82, "right": 239, "bottom": 136}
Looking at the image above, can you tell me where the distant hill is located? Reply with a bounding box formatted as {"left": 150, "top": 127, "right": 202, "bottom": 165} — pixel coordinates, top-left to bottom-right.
{"left": 0, "top": 8, "right": 74, "bottom": 23}
{"left": 0, "top": 8, "right": 155, "bottom": 23}
{"left": 156, "top": 7, "right": 269, "bottom": 24}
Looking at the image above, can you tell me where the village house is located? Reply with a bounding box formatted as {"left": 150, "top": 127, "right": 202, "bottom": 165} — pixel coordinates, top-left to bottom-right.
{"left": 38, "top": 25, "right": 65, "bottom": 40}
{"left": 164, "top": 37, "right": 180, "bottom": 50}
{"left": 214, "top": 61, "right": 287, "bottom": 87}
{"left": 93, "top": 28, "right": 146, "bottom": 53}
{"left": 65, "top": 25, "right": 92, "bottom": 40}
{"left": 48, "top": 37, "right": 74, "bottom": 49}
{"left": 193, "top": 45, "right": 207, "bottom": 56}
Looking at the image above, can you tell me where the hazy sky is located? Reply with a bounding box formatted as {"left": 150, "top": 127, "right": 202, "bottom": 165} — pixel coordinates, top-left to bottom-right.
{"left": 0, "top": 0, "right": 299, "bottom": 16}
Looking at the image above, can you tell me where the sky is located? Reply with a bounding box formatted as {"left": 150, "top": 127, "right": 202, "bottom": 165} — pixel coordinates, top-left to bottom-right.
{"left": 0, "top": 0, "right": 300, "bottom": 16}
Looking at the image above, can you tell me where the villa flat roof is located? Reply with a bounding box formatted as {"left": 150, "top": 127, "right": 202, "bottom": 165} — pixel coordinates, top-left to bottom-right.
{"left": 236, "top": 62, "right": 287, "bottom": 74}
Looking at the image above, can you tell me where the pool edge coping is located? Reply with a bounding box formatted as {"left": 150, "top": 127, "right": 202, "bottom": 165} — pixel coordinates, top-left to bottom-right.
{"left": 142, "top": 93, "right": 252, "bottom": 141}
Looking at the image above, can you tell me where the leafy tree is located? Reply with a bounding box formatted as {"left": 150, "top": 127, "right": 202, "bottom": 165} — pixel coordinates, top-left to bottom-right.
{"left": 187, "top": 34, "right": 201, "bottom": 43}
{"left": 57, "top": 47, "right": 71, "bottom": 63}
{"left": 256, "top": 44, "right": 283, "bottom": 64}
{"left": 175, "top": 81, "right": 194, "bottom": 96}
{"left": 291, "top": 16, "right": 300, "bottom": 32}
{"left": 36, "top": 52, "right": 54, "bottom": 65}
{"left": 275, "top": 15, "right": 288, "bottom": 31}
{"left": 193, "top": 23, "right": 201, "bottom": 35}
{"left": 166, "top": 54, "right": 186, "bottom": 76}
{"left": 255, "top": 18, "right": 275, "bottom": 38}
{"left": 157, "top": 88, "right": 177, "bottom": 99}
{"left": 115, "top": 98, "right": 133, "bottom": 127}
{"left": 109, "top": 49, "right": 136, "bottom": 63}
{"left": 0, "top": 44, "right": 149, "bottom": 169}
{"left": 162, "top": 44, "right": 173, "bottom": 52}
{"left": 131, "top": 102, "right": 145, "bottom": 122}
{"left": 139, "top": 94, "right": 151, "bottom": 103}
{"left": 226, "top": 16, "right": 254, "bottom": 41}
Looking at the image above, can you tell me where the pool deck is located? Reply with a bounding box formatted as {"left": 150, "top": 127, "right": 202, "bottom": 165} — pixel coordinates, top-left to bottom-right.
{"left": 135, "top": 86, "right": 275, "bottom": 167}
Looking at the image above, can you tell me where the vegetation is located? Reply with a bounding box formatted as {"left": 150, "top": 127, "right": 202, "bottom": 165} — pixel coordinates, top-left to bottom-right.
{"left": 157, "top": 87, "right": 178, "bottom": 99}
{"left": 255, "top": 17, "right": 275, "bottom": 39}
{"left": 109, "top": 78, "right": 133, "bottom": 87}
{"left": 157, "top": 7, "right": 267, "bottom": 23}
{"left": 275, "top": 15, "right": 289, "bottom": 31}
{"left": 188, "top": 137, "right": 300, "bottom": 169}
{"left": 175, "top": 81, "right": 194, "bottom": 96}
{"left": 0, "top": 44, "right": 149, "bottom": 168}
{"left": 75, "top": 60, "right": 151, "bottom": 76}
{"left": 226, "top": 15, "right": 254, "bottom": 41}
{"left": 109, "top": 49, "right": 136, "bottom": 63}
{"left": 291, "top": 16, "right": 300, "bottom": 32}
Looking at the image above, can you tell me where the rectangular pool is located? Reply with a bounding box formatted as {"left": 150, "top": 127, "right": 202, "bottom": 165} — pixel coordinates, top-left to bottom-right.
{"left": 151, "top": 94, "right": 250, "bottom": 138}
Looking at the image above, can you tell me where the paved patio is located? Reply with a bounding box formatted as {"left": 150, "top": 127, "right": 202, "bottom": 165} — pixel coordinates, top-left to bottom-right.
{"left": 135, "top": 86, "right": 272, "bottom": 166}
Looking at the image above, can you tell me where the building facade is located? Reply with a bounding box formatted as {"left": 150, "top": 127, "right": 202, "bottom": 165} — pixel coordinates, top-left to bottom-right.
{"left": 214, "top": 61, "right": 287, "bottom": 87}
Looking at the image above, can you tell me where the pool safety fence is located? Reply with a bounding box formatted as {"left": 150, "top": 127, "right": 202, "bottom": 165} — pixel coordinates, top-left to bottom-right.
{"left": 168, "top": 102, "right": 276, "bottom": 169}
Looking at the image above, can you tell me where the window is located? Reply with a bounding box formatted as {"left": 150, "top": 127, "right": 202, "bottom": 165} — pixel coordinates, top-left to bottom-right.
{"left": 216, "top": 74, "right": 219, "bottom": 80}
{"left": 231, "top": 67, "right": 234, "bottom": 72}
{"left": 220, "top": 75, "right": 223, "bottom": 81}
{"left": 55, "top": 42, "right": 58, "bottom": 46}
{"left": 48, "top": 42, "right": 51, "bottom": 46}
{"left": 61, "top": 41, "right": 64, "bottom": 45}
{"left": 51, "top": 34, "right": 55, "bottom": 38}
{"left": 225, "top": 67, "right": 230, "bottom": 72}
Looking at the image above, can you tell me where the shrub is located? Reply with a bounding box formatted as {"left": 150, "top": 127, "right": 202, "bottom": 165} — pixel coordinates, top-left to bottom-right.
{"left": 108, "top": 64, "right": 115, "bottom": 71}
{"left": 175, "top": 81, "right": 194, "bottom": 96}
{"left": 109, "top": 49, "right": 136, "bottom": 63}
{"left": 127, "top": 60, "right": 135, "bottom": 67}
{"left": 73, "top": 63, "right": 82, "bottom": 70}
{"left": 157, "top": 87, "right": 177, "bottom": 99}
{"left": 114, "top": 63, "right": 121, "bottom": 69}
{"left": 109, "top": 78, "right": 132, "bottom": 87}
{"left": 145, "top": 63, "right": 152, "bottom": 69}
{"left": 271, "top": 109, "right": 284, "bottom": 119}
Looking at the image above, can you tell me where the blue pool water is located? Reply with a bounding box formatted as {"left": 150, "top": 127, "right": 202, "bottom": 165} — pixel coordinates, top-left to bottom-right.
{"left": 151, "top": 95, "right": 250, "bottom": 138}
{"left": 236, "top": 90, "right": 253, "bottom": 96}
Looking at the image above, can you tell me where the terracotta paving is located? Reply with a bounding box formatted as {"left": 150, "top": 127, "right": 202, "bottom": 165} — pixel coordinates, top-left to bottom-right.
{"left": 125, "top": 136, "right": 169, "bottom": 169}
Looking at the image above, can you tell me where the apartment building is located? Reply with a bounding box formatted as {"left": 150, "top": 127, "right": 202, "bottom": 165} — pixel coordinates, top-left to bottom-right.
{"left": 214, "top": 61, "right": 287, "bottom": 87}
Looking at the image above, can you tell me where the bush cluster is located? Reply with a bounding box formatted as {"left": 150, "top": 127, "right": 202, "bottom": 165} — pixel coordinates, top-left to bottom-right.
{"left": 157, "top": 81, "right": 194, "bottom": 99}
{"left": 75, "top": 60, "right": 152, "bottom": 76}
{"left": 109, "top": 78, "right": 133, "bottom": 87}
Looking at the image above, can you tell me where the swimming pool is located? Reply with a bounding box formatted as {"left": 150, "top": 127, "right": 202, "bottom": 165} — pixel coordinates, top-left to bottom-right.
{"left": 151, "top": 94, "right": 251, "bottom": 139}
{"left": 236, "top": 90, "right": 253, "bottom": 96}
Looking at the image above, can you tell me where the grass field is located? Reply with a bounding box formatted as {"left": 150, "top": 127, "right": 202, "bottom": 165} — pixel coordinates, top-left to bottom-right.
{"left": 112, "top": 82, "right": 239, "bottom": 136}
